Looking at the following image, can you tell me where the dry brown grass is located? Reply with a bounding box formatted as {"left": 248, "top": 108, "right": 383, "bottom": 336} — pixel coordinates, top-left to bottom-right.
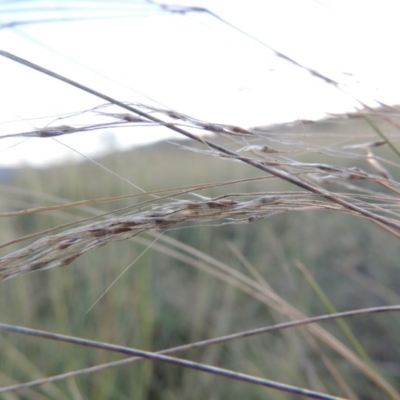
{"left": 1, "top": 44, "right": 400, "bottom": 400}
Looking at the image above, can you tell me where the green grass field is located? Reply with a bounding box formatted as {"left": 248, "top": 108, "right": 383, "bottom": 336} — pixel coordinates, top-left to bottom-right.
{"left": 1, "top": 111, "right": 400, "bottom": 399}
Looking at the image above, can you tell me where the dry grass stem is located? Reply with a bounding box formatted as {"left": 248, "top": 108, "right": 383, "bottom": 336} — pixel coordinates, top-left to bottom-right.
{"left": 2, "top": 305, "right": 399, "bottom": 399}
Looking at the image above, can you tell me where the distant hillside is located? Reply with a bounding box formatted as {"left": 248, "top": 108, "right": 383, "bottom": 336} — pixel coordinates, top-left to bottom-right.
{"left": 0, "top": 167, "right": 18, "bottom": 183}
{"left": 252, "top": 104, "right": 400, "bottom": 134}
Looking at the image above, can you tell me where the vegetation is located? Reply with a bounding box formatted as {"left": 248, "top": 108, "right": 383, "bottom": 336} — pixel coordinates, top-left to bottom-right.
{"left": 1, "top": 102, "right": 400, "bottom": 399}
{"left": 0, "top": 4, "right": 400, "bottom": 398}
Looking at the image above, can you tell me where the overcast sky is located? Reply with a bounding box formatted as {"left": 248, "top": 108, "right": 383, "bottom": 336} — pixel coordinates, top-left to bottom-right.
{"left": 1, "top": 0, "right": 399, "bottom": 167}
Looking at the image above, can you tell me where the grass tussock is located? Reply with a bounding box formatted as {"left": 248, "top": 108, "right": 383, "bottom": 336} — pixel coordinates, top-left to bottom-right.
{"left": 1, "top": 39, "right": 400, "bottom": 400}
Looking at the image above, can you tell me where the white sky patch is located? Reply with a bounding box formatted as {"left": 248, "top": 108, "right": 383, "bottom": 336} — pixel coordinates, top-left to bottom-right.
{"left": 0, "top": 0, "right": 399, "bottom": 167}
